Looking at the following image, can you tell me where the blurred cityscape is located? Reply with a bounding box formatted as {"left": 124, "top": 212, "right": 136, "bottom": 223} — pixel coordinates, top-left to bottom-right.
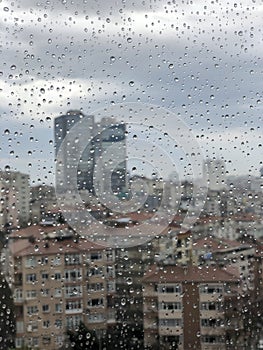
{"left": 0, "top": 110, "right": 262, "bottom": 349}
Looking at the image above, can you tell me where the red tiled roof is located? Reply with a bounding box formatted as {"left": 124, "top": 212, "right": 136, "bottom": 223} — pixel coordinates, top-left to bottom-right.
{"left": 193, "top": 236, "right": 245, "bottom": 252}
{"left": 8, "top": 224, "right": 106, "bottom": 256}
{"left": 15, "top": 238, "right": 105, "bottom": 257}
{"left": 143, "top": 264, "right": 239, "bottom": 283}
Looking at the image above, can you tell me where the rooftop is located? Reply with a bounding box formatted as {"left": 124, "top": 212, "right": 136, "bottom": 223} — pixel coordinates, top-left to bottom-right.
{"left": 143, "top": 264, "right": 240, "bottom": 284}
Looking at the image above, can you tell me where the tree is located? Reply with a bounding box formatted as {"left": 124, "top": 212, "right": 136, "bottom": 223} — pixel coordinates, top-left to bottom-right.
{"left": 0, "top": 274, "right": 15, "bottom": 350}
{"left": 66, "top": 322, "right": 100, "bottom": 350}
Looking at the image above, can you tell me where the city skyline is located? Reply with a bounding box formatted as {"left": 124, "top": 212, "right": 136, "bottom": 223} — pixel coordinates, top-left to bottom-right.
{"left": 0, "top": 0, "right": 262, "bottom": 184}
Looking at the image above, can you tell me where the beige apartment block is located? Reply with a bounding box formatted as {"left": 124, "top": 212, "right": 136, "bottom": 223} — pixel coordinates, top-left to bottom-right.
{"left": 1, "top": 223, "right": 115, "bottom": 350}
{"left": 143, "top": 264, "right": 245, "bottom": 350}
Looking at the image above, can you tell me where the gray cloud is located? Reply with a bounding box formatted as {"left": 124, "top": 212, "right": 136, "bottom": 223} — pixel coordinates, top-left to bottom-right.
{"left": 0, "top": 0, "right": 262, "bottom": 182}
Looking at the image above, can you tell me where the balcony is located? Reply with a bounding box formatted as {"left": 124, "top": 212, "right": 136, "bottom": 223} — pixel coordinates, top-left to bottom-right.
{"left": 65, "top": 308, "right": 83, "bottom": 314}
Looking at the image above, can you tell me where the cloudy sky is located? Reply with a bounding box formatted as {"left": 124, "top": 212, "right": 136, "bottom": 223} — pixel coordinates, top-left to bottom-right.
{"left": 0, "top": 0, "right": 262, "bottom": 185}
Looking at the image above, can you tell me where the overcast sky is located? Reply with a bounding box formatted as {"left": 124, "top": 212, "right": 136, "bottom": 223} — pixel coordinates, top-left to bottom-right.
{"left": 0, "top": 0, "right": 262, "bottom": 185}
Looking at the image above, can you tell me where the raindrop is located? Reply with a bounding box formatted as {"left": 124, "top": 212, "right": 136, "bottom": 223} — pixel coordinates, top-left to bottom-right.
{"left": 126, "top": 277, "right": 133, "bottom": 285}
{"left": 129, "top": 81, "right": 134, "bottom": 87}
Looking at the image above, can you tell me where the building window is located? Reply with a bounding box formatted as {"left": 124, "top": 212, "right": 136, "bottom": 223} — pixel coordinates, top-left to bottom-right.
{"left": 52, "top": 256, "right": 61, "bottom": 266}
{"left": 200, "top": 285, "right": 223, "bottom": 294}
{"left": 42, "top": 304, "right": 50, "bottom": 313}
{"left": 65, "top": 254, "right": 82, "bottom": 265}
{"left": 106, "top": 251, "right": 114, "bottom": 261}
{"left": 55, "top": 335, "right": 64, "bottom": 345}
{"left": 42, "top": 336, "right": 51, "bottom": 345}
{"left": 43, "top": 320, "right": 50, "bottom": 328}
{"left": 87, "top": 282, "right": 104, "bottom": 292}
{"left": 90, "top": 252, "right": 102, "bottom": 261}
{"left": 54, "top": 288, "right": 62, "bottom": 297}
{"left": 55, "top": 304, "right": 62, "bottom": 313}
{"left": 87, "top": 298, "right": 104, "bottom": 308}
{"left": 55, "top": 319, "right": 63, "bottom": 328}
{"left": 32, "top": 338, "right": 39, "bottom": 347}
{"left": 15, "top": 338, "right": 23, "bottom": 348}
{"left": 27, "top": 306, "right": 38, "bottom": 315}
{"left": 65, "top": 285, "right": 82, "bottom": 298}
{"left": 25, "top": 256, "right": 36, "bottom": 268}
{"left": 27, "top": 322, "right": 38, "bottom": 332}
{"left": 201, "top": 318, "right": 223, "bottom": 327}
{"left": 159, "top": 319, "right": 182, "bottom": 327}
{"left": 202, "top": 335, "right": 225, "bottom": 344}
{"left": 14, "top": 289, "right": 23, "bottom": 301}
{"left": 106, "top": 266, "right": 115, "bottom": 278}
{"left": 201, "top": 302, "right": 222, "bottom": 311}
{"left": 66, "top": 300, "right": 82, "bottom": 312}
{"left": 41, "top": 272, "right": 49, "bottom": 281}
{"left": 54, "top": 272, "right": 61, "bottom": 280}
{"left": 40, "top": 256, "right": 48, "bottom": 265}
{"left": 41, "top": 288, "right": 49, "bottom": 297}
{"left": 160, "top": 302, "right": 182, "bottom": 310}
{"left": 16, "top": 321, "right": 24, "bottom": 333}
{"left": 88, "top": 266, "right": 103, "bottom": 277}
{"left": 159, "top": 284, "right": 182, "bottom": 294}
{"left": 88, "top": 313, "right": 105, "bottom": 323}
{"left": 26, "top": 290, "right": 37, "bottom": 299}
{"left": 64, "top": 269, "right": 82, "bottom": 282}
{"left": 66, "top": 315, "right": 83, "bottom": 329}
{"left": 26, "top": 273, "right": 37, "bottom": 283}
{"left": 107, "top": 281, "right": 115, "bottom": 292}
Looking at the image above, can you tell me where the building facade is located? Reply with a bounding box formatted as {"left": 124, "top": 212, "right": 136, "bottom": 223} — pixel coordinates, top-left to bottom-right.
{"left": 1, "top": 224, "right": 116, "bottom": 349}
{"left": 54, "top": 111, "right": 127, "bottom": 198}
{"left": 143, "top": 264, "right": 245, "bottom": 350}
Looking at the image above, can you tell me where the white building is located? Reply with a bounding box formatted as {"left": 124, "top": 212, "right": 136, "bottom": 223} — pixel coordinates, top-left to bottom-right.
{"left": 203, "top": 159, "right": 226, "bottom": 191}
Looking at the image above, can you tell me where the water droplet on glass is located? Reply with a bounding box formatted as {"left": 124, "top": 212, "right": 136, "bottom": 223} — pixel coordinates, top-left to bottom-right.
{"left": 126, "top": 277, "right": 133, "bottom": 285}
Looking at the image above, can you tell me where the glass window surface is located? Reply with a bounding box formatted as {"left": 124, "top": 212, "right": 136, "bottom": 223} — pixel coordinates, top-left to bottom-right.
{"left": 0, "top": 1, "right": 262, "bottom": 349}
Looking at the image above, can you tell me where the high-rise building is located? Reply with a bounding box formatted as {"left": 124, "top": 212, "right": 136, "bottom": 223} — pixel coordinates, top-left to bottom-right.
{"left": 0, "top": 170, "right": 30, "bottom": 229}
{"left": 203, "top": 159, "right": 226, "bottom": 191}
{"left": 54, "top": 111, "right": 127, "bottom": 198}
{"left": 54, "top": 110, "right": 95, "bottom": 193}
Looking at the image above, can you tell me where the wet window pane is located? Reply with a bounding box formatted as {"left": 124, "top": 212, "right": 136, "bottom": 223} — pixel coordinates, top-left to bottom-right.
{"left": 0, "top": 0, "right": 262, "bottom": 349}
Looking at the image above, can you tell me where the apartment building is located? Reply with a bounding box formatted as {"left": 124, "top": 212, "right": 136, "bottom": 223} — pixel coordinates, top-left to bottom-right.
{"left": 1, "top": 223, "right": 115, "bottom": 349}
{"left": 193, "top": 236, "right": 257, "bottom": 292}
{"left": 143, "top": 264, "right": 245, "bottom": 350}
